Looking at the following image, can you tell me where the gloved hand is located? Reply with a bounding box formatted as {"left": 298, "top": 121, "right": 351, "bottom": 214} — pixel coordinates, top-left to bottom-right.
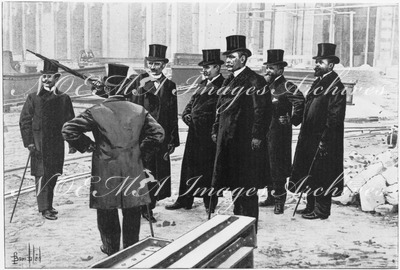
{"left": 69, "top": 147, "right": 77, "bottom": 154}
{"left": 27, "top": 144, "right": 36, "bottom": 153}
{"left": 318, "top": 141, "right": 328, "bottom": 157}
{"left": 85, "top": 143, "right": 96, "bottom": 153}
{"left": 251, "top": 138, "right": 262, "bottom": 150}
{"left": 183, "top": 114, "right": 192, "bottom": 126}
{"left": 211, "top": 134, "right": 217, "bottom": 143}
{"left": 279, "top": 114, "right": 291, "bottom": 125}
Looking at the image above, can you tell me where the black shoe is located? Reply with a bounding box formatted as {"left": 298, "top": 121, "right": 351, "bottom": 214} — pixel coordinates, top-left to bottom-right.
{"left": 274, "top": 203, "right": 284, "bottom": 215}
{"left": 49, "top": 208, "right": 58, "bottom": 215}
{"left": 259, "top": 196, "right": 275, "bottom": 207}
{"left": 42, "top": 210, "right": 57, "bottom": 220}
{"left": 302, "top": 212, "right": 328, "bottom": 220}
{"left": 142, "top": 212, "right": 157, "bottom": 223}
{"left": 100, "top": 245, "right": 117, "bottom": 256}
{"left": 165, "top": 201, "right": 191, "bottom": 210}
{"left": 295, "top": 207, "right": 313, "bottom": 215}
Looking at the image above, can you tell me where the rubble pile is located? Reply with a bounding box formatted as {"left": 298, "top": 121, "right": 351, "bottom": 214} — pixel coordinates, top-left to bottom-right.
{"left": 333, "top": 149, "right": 398, "bottom": 214}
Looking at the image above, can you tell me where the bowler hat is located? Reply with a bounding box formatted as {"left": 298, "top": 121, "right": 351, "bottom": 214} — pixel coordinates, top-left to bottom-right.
{"left": 313, "top": 43, "right": 340, "bottom": 64}
{"left": 222, "top": 35, "right": 252, "bottom": 57}
{"left": 198, "top": 49, "right": 224, "bottom": 66}
{"left": 145, "top": 44, "right": 169, "bottom": 63}
{"left": 103, "top": 63, "right": 130, "bottom": 86}
{"left": 40, "top": 59, "right": 59, "bottom": 74}
{"left": 263, "top": 49, "right": 288, "bottom": 67}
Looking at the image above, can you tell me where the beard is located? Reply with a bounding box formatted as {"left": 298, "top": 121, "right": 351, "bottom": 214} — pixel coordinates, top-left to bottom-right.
{"left": 265, "top": 73, "right": 276, "bottom": 84}
{"left": 314, "top": 67, "right": 328, "bottom": 77}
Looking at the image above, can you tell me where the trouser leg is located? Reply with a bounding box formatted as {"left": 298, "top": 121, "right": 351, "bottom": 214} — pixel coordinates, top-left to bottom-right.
{"left": 141, "top": 182, "right": 157, "bottom": 214}
{"left": 314, "top": 193, "right": 332, "bottom": 218}
{"left": 232, "top": 190, "right": 259, "bottom": 232}
{"left": 306, "top": 192, "right": 316, "bottom": 211}
{"left": 272, "top": 176, "right": 287, "bottom": 204}
{"left": 35, "top": 174, "right": 58, "bottom": 212}
{"left": 203, "top": 196, "right": 218, "bottom": 211}
{"left": 122, "top": 207, "right": 141, "bottom": 249}
{"left": 97, "top": 209, "right": 121, "bottom": 255}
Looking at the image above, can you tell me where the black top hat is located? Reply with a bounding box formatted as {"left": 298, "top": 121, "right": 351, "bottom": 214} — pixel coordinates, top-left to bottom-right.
{"left": 104, "top": 63, "right": 130, "bottom": 86}
{"left": 198, "top": 49, "right": 224, "bottom": 66}
{"left": 263, "top": 49, "right": 288, "bottom": 67}
{"left": 313, "top": 43, "right": 340, "bottom": 64}
{"left": 145, "top": 44, "right": 169, "bottom": 63}
{"left": 40, "top": 59, "right": 59, "bottom": 74}
{"left": 222, "top": 35, "right": 252, "bottom": 57}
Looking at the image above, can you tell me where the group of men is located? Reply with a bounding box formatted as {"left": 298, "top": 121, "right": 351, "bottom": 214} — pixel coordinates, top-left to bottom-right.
{"left": 19, "top": 35, "right": 346, "bottom": 256}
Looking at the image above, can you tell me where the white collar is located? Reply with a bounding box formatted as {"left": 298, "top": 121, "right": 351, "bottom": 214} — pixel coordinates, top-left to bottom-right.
{"left": 273, "top": 75, "right": 283, "bottom": 82}
{"left": 233, "top": 66, "right": 246, "bottom": 77}
{"left": 208, "top": 73, "right": 221, "bottom": 83}
{"left": 320, "top": 71, "right": 333, "bottom": 79}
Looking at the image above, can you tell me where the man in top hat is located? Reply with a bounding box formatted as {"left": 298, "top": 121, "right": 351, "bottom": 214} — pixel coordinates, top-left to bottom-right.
{"left": 211, "top": 35, "right": 272, "bottom": 228}
{"left": 259, "top": 49, "right": 305, "bottom": 214}
{"left": 128, "top": 44, "right": 180, "bottom": 223}
{"left": 62, "top": 63, "right": 165, "bottom": 255}
{"left": 165, "top": 49, "right": 225, "bottom": 213}
{"left": 290, "top": 43, "right": 346, "bottom": 220}
{"left": 20, "top": 59, "right": 75, "bottom": 220}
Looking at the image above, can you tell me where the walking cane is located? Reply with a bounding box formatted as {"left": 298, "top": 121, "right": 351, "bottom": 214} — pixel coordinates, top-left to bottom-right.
{"left": 207, "top": 194, "right": 213, "bottom": 220}
{"left": 292, "top": 147, "right": 320, "bottom": 217}
{"left": 10, "top": 152, "right": 31, "bottom": 223}
{"left": 146, "top": 204, "right": 154, "bottom": 237}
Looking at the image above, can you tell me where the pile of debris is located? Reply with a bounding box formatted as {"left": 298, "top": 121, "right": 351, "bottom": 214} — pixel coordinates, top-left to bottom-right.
{"left": 333, "top": 149, "right": 398, "bottom": 215}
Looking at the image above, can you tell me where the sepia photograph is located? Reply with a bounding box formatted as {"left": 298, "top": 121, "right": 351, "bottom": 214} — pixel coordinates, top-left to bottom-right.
{"left": 2, "top": 1, "right": 399, "bottom": 268}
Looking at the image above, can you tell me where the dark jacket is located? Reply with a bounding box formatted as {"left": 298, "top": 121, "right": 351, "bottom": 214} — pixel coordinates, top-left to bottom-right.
{"left": 19, "top": 88, "right": 75, "bottom": 177}
{"left": 211, "top": 67, "right": 272, "bottom": 190}
{"left": 129, "top": 73, "right": 179, "bottom": 200}
{"left": 179, "top": 74, "right": 224, "bottom": 197}
{"left": 62, "top": 96, "right": 165, "bottom": 209}
{"left": 290, "top": 71, "right": 346, "bottom": 196}
{"left": 267, "top": 75, "right": 305, "bottom": 180}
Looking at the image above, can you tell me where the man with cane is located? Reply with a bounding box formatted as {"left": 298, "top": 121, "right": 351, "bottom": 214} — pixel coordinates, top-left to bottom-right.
{"left": 290, "top": 43, "right": 346, "bottom": 220}
{"left": 19, "top": 59, "right": 75, "bottom": 221}
{"left": 62, "top": 63, "right": 164, "bottom": 255}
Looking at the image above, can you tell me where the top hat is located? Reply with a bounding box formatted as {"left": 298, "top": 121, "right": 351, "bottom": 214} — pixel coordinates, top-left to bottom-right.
{"left": 222, "top": 35, "right": 252, "bottom": 57}
{"left": 198, "top": 49, "right": 224, "bottom": 66}
{"left": 263, "top": 49, "right": 288, "bottom": 67}
{"left": 104, "top": 63, "right": 130, "bottom": 86}
{"left": 313, "top": 43, "right": 340, "bottom": 64}
{"left": 145, "top": 44, "right": 169, "bottom": 63}
{"left": 40, "top": 59, "right": 59, "bottom": 74}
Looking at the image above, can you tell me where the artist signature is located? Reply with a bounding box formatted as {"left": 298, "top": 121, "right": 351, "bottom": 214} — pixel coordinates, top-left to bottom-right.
{"left": 11, "top": 243, "right": 42, "bottom": 265}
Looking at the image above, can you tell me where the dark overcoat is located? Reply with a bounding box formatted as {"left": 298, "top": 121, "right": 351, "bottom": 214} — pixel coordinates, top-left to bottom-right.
{"left": 129, "top": 73, "right": 180, "bottom": 200}
{"left": 211, "top": 67, "right": 272, "bottom": 190}
{"left": 19, "top": 88, "right": 75, "bottom": 177}
{"left": 267, "top": 75, "right": 304, "bottom": 180}
{"left": 290, "top": 71, "right": 346, "bottom": 196}
{"left": 179, "top": 75, "right": 224, "bottom": 197}
{"left": 62, "top": 96, "right": 165, "bottom": 209}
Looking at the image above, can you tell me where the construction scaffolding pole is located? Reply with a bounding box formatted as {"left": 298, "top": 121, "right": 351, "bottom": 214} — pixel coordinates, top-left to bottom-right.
{"left": 364, "top": 6, "right": 370, "bottom": 65}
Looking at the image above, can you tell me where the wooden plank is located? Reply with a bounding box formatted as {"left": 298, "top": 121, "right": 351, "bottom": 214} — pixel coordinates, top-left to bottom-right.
{"left": 200, "top": 238, "right": 245, "bottom": 268}
{"left": 132, "top": 215, "right": 233, "bottom": 268}
{"left": 168, "top": 217, "right": 255, "bottom": 268}
{"left": 90, "top": 237, "right": 170, "bottom": 268}
{"left": 217, "top": 247, "right": 253, "bottom": 268}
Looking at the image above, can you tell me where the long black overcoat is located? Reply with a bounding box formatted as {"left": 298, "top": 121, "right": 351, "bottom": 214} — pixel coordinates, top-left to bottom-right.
{"left": 19, "top": 88, "right": 75, "bottom": 177}
{"left": 290, "top": 71, "right": 346, "bottom": 196}
{"left": 211, "top": 67, "right": 272, "bottom": 190}
{"left": 62, "top": 96, "right": 165, "bottom": 209}
{"left": 267, "top": 75, "right": 304, "bottom": 180}
{"left": 179, "top": 75, "right": 224, "bottom": 197}
{"left": 129, "top": 73, "right": 180, "bottom": 200}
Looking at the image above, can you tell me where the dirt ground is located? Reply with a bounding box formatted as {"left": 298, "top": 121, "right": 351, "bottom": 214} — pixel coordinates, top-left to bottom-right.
{"left": 3, "top": 69, "right": 399, "bottom": 268}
